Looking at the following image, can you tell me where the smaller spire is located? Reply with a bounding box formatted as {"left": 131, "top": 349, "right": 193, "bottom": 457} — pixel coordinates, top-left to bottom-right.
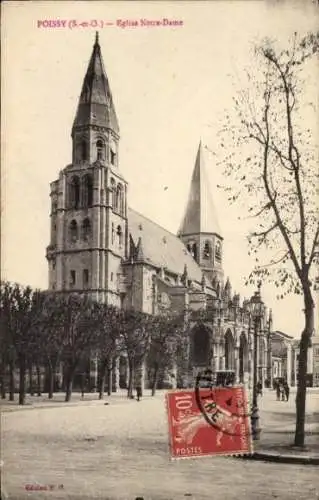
{"left": 159, "top": 267, "right": 165, "bottom": 280}
{"left": 268, "top": 308, "right": 273, "bottom": 328}
{"left": 181, "top": 264, "right": 188, "bottom": 287}
{"left": 135, "top": 237, "right": 145, "bottom": 261}
{"left": 233, "top": 293, "right": 240, "bottom": 307}
{"left": 95, "top": 31, "right": 99, "bottom": 45}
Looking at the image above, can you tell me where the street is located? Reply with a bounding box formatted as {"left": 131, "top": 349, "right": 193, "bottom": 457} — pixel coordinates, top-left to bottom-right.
{"left": 1, "top": 390, "right": 318, "bottom": 500}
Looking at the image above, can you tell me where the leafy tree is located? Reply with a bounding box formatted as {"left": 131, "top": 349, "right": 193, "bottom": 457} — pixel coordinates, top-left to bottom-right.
{"left": 147, "top": 312, "right": 185, "bottom": 396}
{"left": 216, "top": 32, "right": 318, "bottom": 447}
{"left": 33, "top": 292, "right": 67, "bottom": 399}
{"left": 120, "top": 309, "right": 151, "bottom": 398}
{"left": 26, "top": 290, "right": 47, "bottom": 397}
{"left": 0, "top": 282, "right": 42, "bottom": 405}
{"left": 57, "top": 293, "right": 101, "bottom": 402}
{"left": 95, "top": 304, "right": 122, "bottom": 399}
{"left": 0, "top": 281, "right": 16, "bottom": 400}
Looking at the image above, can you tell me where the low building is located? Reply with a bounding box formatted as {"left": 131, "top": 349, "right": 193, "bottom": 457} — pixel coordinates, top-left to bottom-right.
{"left": 270, "top": 331, "right": 294, "bottom": 386}
{"left": 270, "top": 330, "right": 318, "bottom": 388}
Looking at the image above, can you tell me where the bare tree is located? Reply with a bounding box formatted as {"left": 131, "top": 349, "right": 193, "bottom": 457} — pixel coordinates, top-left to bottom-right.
{"left": 216, "top": 32, "right": 318, "bottom": 447}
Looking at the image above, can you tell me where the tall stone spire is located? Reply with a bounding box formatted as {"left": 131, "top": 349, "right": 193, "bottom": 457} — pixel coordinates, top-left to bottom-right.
{"left": 72, "top": 32, "right": 119, "bottom": 135}
{"left": 178, "top": 141, "right": 221, "bottom": 237}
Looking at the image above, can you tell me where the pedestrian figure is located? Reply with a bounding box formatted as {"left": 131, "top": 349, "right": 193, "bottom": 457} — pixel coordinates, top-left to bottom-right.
{"left": 281, "top": 384, "right": 285, "bottom": 401}
{"left": 276, "top": 381, "right": 281, "bottom": 401}
{"left": 283, "top": 380, "right": 290, "bottom": 402}
{"left": 257, "top": 381, "right": 263, "bottom": 397}
{"left": 136, "top": 385, "right": 142, "bottom": 402}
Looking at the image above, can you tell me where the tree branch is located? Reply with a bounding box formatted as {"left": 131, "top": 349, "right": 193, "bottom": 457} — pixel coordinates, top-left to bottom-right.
{"left": 265, "top": 50, "right": 306, "bottom": 271}
{"left": 308, "top": 223, "right": 319, "bottom": 268}
{"left": 256, "top": 251, "right": 290, "bottom": 268}
{"left": 260, "top": 71, "right": 302, "bottom": 278}
{"left": 251, "top": 222, "right": 279, "bottom": 238}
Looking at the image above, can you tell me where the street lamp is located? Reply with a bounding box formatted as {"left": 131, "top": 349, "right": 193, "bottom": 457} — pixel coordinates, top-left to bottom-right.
{"left": 249, "top": 282, "right": 264, "bottom": 441}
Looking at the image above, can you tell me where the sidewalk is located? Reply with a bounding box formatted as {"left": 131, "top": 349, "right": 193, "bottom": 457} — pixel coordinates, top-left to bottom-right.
{"left": 246, "top": 389, "right": 319, "bottom": 464}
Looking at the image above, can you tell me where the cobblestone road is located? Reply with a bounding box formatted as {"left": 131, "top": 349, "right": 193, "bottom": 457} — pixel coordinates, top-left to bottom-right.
{"left": 1, "top": 391, "right": 318, "bottom": 500}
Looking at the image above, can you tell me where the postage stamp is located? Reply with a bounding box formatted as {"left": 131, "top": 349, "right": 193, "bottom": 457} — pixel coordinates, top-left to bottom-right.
{"left": 166, "top": 385, "right": 253, "bottom": 459}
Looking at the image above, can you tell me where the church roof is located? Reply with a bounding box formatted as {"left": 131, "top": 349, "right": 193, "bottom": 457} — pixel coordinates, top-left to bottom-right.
{"left": 72, "top": 32, "right": 119, "bottom": 135}
{"left": 127, "top": 208, "right": 204, "bottom": 283}
{"left": 178, "top": 141, "right": 222, "bottom": 237}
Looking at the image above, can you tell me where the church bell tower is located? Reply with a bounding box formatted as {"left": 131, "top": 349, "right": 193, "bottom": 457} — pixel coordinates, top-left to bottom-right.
{"left": 46, "top": 33, "right": 128, "bottom": 305}
{"left": 178, "top": 141, "right": 224, "bottom": 288}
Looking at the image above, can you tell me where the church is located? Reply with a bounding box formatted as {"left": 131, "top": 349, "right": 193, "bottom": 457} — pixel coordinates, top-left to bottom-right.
{"left": 46, "top": 33, "right": 272, "bottom": 390}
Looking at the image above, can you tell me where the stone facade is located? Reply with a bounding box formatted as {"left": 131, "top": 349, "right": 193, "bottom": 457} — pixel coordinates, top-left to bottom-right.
{"left": 46, "top": 34, "right": 272, "bottom": 391}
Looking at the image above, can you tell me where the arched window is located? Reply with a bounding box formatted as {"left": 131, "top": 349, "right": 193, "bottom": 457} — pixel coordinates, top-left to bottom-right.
{"left": 116, "top": 184, "right": 123, "bottom": 213}
{"left": 82, "top": 174, "right": 93, "bottom": 207}
{"left": 81, "top": 140, "right": 87, "bottom": 161}
{"left": 117, "top": 225, "right": 123, "bottom": 247}
{"left": 192, "top": 243, "right": 198, "bottom": 261}
{"left": 82, "top": 218, "right": 91, "bottom": 241}
{"left": 203, "top": 241, "right": 211, "bottom": 259}
{"left": 69, "top": 176, "right": 80, "bottom": 209}
{"left": 187, "top": 241, "right": 197, "bottom": 260}
{"left": 215, "top": 241, "right": 222, "bottom": 261}
{"left": 69, "top": 220, "right": 78, "bottom": 242}
{"left": 110, "top": 149, "right": 116, "bottom": 165}
{"left": 192, "top": 326, "right": 210, "bottom": 366}
{"left": 111, "top": 222, "right": 115, "bottom": 244}
{"left": 83, "top": 269, "right": 89, "bottom": 287}
{"left": 96, "top": 139, "right": 105, "bottom": 161}
{"left": 110, "top": 178, "right": 116, "bottom": 207}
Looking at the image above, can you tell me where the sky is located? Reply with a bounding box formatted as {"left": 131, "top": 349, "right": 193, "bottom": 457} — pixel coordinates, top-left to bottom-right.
{"left": 1, "top": 0, "right": 318, "bottom": 337}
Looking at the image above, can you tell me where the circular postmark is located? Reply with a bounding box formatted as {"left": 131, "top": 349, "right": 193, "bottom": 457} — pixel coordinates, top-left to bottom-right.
{"left": 194, "top": 368, "right": 250, "bottom": 438}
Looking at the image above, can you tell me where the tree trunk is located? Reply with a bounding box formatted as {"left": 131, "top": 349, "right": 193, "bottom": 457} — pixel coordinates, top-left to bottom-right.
{"left": 65, "top": 366, "right": 75, "bottom": 402}
{"left": 48, "top": 364, "right": 54, "bottom": 400}
{"left": 151, "top": 365, "right": 159, "bottom": 397}
{"left": 98, "top": 359, "right": 108, "bottom": 400}
{"left": 36, "top": 364, "right": 42, "bottom": 396}
{"left": 107, "top": 366, "right": 112, "bottom": 397}
{"left": 9, "top": 360, "right": 15, "bottom": 401}
{"left": 294, "top": 290, "right": 314, "bottom": 448}
{"left": 19, "top": 355, "right": 26, "bottom": 405}
{"left": 127, "top": 359, "right": 134, "bottom": 398}
{"left": 0, "top": 362, "right": 6, "bottom": 399}
{"left": 28, "top": 365, "right": 34, "bottom": 395}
